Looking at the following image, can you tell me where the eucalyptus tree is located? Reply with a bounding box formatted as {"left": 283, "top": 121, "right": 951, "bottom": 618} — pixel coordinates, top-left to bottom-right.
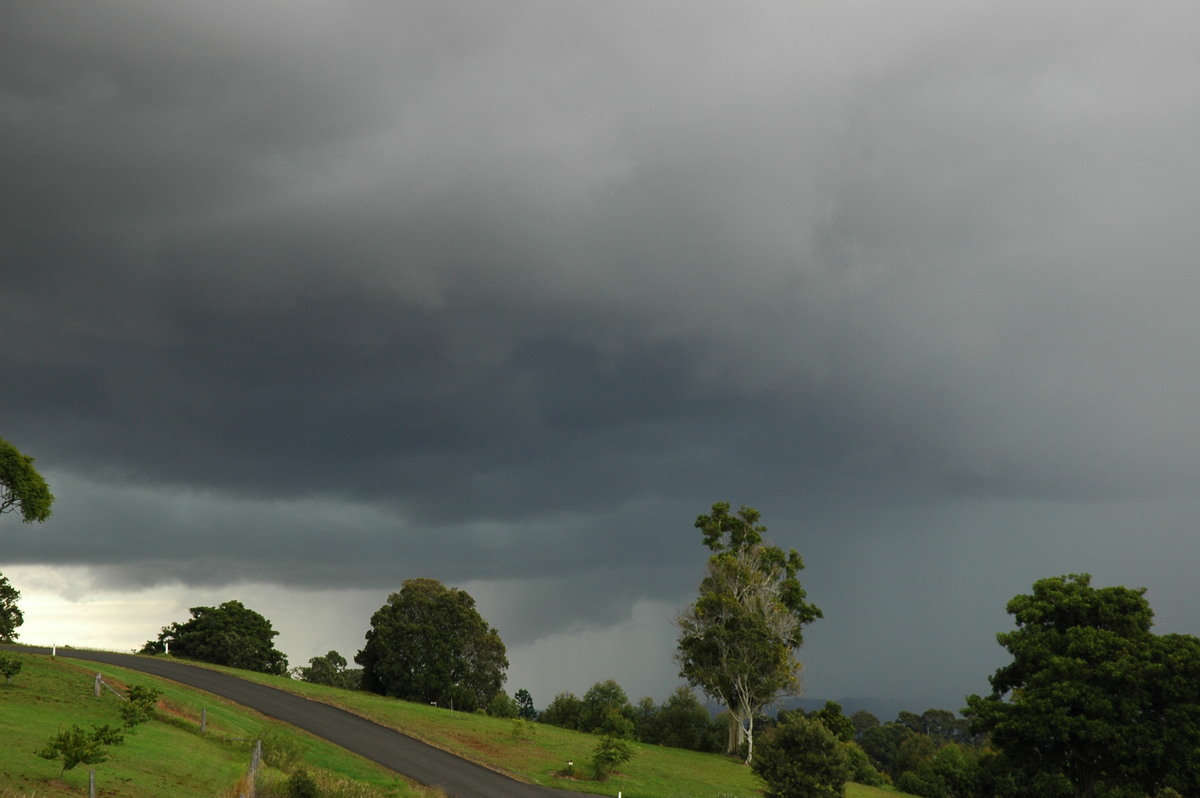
{"left": 676, "top": 502, "right": 821, "bottom": 763}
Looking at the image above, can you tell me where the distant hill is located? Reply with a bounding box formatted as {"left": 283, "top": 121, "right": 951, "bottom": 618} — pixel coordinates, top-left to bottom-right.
{"left": 703, "top": 695, "right": 965, "bottom": 723}
{"left": 781, "top": 696, "right": 964, "bottom": 721}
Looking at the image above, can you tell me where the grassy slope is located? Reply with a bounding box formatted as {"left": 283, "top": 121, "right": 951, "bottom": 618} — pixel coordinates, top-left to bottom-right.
{"left": 0, "top": 651, "right": 428, "bottom": 797}
{"left": 191, "top": 659, "right": 918, "bottom": 798}
{"left": 2, "top": 649, "right": 916, "bottom": 798}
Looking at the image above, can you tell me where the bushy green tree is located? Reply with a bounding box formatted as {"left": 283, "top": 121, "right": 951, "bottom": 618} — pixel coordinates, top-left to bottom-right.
{"left": 965, "top": 574, "right": 1200, "bottom": 798}
{"left": 895, "top": 733, "right": 937, "bottom": 779}
{"left": 850, "top": 709, "right": 880, "bottom": 741}
{"left": 355, "top": 578, "right": 507, "bottom": 712}
{"left": 297, "top": 650, "right": 360, "bottom": 689}
{"left": 540, "top": 691, "right": 583, "bottom": 729}
{"left": 0, "top": 653, "right": 23, "bottom": 683}
{"left": 0, "top": 572, "right": 24, "bottom": 642}
{"left": 487, "top": 692, "right": 519, "bottom": 718}
{"left": 895, "top": 742, "right": 979, "bottom": 798}
{"left": 0, "top": 436, "right": 54, "bottom": 524}
{"left": 639, "top": 686, "right": 713, "bottom": 751}
{"left": 806, "top": 701, "right": 855, "bottom": 743}
{"left": 841, "top": 741, "right": 886, "bottom": 788}
{"left": 581, "top": 679, "right": 634, "bottom": 736}
{"left": 676, "top": 502, "right": 821, "bottom": 763}
{"left": 141, "top": 600, "right": 289, "bottom": 675}
{"left": 752, "top": 714, "right": 850, "bottom": 798}
{"left": 858, "top": 721, "right": 915, "bottom": 779}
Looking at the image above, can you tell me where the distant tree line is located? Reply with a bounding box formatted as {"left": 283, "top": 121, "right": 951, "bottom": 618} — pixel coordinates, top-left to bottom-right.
{"left": 537, "top": 679, "right": 725, "bottom": 752}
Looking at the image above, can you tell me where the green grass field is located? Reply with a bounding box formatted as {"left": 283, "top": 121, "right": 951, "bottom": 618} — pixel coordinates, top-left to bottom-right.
{"left": 0, "top": 649, "right": 914, "bottom": 798}
{"left": 0, "top": 651, "right": 428, "bottom": 797}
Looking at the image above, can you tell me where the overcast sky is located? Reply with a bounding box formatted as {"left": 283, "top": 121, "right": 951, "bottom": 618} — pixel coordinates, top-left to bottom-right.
{"left": 4, "top": 1, "right": 1199, "bottom": 715}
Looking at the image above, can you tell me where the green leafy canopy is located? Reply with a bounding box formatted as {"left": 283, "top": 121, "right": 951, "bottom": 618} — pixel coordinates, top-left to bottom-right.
{"left": 0, "top": 436, "right": 55, "bottom": 524}
{"left": 965, "top": 573, "right": 1200, "bottom": 798}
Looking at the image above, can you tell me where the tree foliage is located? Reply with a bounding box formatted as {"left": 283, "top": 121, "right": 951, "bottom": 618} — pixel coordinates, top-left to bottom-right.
{"left": 141, "top": 600, "right": 289, "bottom": 675}
{"left": 514, "top": 688, "right": 537, "bottom": 719}
{"left": 637, "top": 686, "right": 714, "bottom": 751}
{"left": 591, "top": 734, "right": 635, "bottom": 781}
{"left": 0, "top": 653, "right": 23, "bottom": 683}
{"left": 752, "top": 714, "right": 850, "bottom": 798}
{"left": 355, "top": 578, "right": 508, "bottom": 712}
{"left": 296, "top": 650, "right": 361, "bottom": 690}
{"left": 0, "top": 436, "right": 54, "bottom": 524}
{"left": 0, "top": 572, "right": 24, "bottom": 642}
{"left": 858, "top": 720, "right": 915, "bottom": 781}
{"left": 36, "top": 724, "right": 124, "bottom": 777}
{"left": 804, "top": 701, "right": 855, "bottom": 743}
{"left": 676, "top": 502, "right": 821, "bottom": 763}
{"left": 120, "top": 685, "right": 162, "bottom": 729}
{"left": 965, "top": 573, "right": 1200, "bottom": 798}
{"left": 540, "top": 691, "right": 584, "bottom": 730}
{"left": 581, "top": 679, "right": 635, "bottom": 737}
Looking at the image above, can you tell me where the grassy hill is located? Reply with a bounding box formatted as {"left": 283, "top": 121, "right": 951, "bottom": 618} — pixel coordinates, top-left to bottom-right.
{"left": 0, "top": 651, "right": 429, "bottom": 797}
{"left": 0, "top": 649, "right": 913, "bottom": 798}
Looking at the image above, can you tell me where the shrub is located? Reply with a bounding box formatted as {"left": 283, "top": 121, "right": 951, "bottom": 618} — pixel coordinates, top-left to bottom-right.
{"left": 540, "top": 691, "right": 584, "bottom": 730}
{"left": 591, "top": 734, "right": 635, "bottom": 781}
{"left": 0, "top": 654, "right": 22, "bottom": 683}
{"left": 843, "top": 741, "right": 885, "bottom": 787}
{"left": 121, "top": 684, "right": 163, "bottom": 729}
{"left": 510, "top": 718, "right": 537, "bottom": 742}
{"left": 286, "top": 768, "right": 321, "bottom": 798}
{"left": 752, "top": 715, "right": 850, "bottom": 798}
{"left": 486, "top": 692, "right": 519, "bottom": 718}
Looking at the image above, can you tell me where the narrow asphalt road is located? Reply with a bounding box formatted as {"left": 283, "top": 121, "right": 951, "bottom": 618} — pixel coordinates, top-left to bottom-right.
{"left": 9, "top": 647, "right": 597, "bottom": 798}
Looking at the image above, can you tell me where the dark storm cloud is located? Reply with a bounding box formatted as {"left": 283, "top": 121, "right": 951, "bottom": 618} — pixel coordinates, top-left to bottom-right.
{"left": 4, "top": 1, "right": 1200, "bottom": 705}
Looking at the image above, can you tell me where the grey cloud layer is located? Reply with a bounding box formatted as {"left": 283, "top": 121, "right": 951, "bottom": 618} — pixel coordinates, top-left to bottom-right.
{"left": 4, "top": 1, "right": 1200, "bottom": 703}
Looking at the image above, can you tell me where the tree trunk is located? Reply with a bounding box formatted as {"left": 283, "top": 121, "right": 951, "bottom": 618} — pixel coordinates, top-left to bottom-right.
{"left": 726, "top": 713, "right": 742, "bottom": 755}
{"left": 725, "top": 709, "right": 756, "bottom": 764}
{"left": 738, "top": 708, "right": 755, "bottom": 765}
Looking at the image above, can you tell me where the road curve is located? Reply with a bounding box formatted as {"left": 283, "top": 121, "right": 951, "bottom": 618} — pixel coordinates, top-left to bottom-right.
{"left": 10, "top": 647, "right": 594, "bottom": 798}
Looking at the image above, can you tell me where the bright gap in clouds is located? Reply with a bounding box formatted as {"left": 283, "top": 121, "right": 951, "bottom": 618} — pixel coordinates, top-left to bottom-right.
{"left": 7, "top": 565, "right": 382, "bottom": 663}
{"left": 5, "top": 565, "right": 689, "bottom": 706}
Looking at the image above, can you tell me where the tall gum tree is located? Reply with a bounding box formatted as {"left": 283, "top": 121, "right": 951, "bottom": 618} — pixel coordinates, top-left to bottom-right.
{"left": 675, "top": 502, "right": 821, "bottom": 764}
